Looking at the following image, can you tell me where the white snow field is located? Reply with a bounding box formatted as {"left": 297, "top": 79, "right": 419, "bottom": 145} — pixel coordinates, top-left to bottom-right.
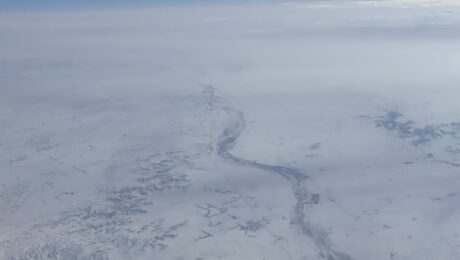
{"left": 1, "top": 1, "right": 460, "bottom": 259}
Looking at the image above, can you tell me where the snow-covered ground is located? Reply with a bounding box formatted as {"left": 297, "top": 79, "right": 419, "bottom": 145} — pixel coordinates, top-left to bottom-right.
{"left": 1, "top": 1, "right": 460, "bottom": 259}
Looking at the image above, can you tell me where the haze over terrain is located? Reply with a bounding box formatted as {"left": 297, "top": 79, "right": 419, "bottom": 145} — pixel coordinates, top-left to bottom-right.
{"left": 1, "top": 1, "right": 460, "bottom": 259}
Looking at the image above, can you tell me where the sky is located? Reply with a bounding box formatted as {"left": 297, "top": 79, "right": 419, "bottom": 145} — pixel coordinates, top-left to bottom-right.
{"left": 0, "top": 0, "right": 193, "bottom": 10}
{"left": 2, "top": 0, "right": 460, "bottom": 12}
{"left": 0, "top": 0, "right": 296, "bottom": 11}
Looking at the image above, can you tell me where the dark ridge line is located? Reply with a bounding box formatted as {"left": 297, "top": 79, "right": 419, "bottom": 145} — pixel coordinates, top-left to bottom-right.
{"left": 375, "top": 111, "right": 460, "bottom": 145}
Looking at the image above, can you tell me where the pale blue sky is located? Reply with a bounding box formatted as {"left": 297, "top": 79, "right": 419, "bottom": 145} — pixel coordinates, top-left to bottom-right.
{"left": 0, "top": 0, "right": 297, "bottom": 11}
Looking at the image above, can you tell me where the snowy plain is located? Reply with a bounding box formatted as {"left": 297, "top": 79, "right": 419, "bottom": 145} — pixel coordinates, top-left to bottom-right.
{"left": 1, "top": 1, "right": 460, "bottom": 259}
